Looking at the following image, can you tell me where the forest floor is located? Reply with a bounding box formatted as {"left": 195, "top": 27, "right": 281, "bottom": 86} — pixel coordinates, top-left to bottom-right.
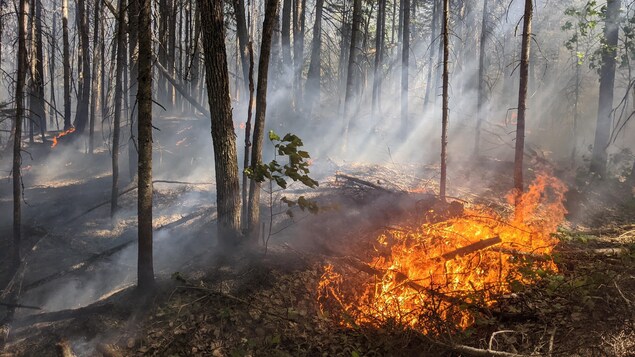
{"left": 1, "top": 123, "right": 635, "bottom": 356}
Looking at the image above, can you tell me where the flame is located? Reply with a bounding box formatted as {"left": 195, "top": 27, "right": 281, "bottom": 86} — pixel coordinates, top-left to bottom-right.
{"left": 318, "top": 173, "right": 567, "bottom": 333}
{"left": 51, "top": 127, "right": 76, "bottom": 148}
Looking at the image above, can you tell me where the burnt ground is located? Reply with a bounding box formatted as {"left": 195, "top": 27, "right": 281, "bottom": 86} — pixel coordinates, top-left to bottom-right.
{"left": 1, "top": 130, "right": 635, "bottom": 356}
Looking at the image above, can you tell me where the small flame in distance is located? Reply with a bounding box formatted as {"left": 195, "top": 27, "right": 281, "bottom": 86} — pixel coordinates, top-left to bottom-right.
{"left": 51, "top": 127, "right": 76, "bottom": 148}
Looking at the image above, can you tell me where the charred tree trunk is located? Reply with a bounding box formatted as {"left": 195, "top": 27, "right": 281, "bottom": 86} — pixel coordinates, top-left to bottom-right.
{"left": 247, "top": 0, "right": 278, "bottom": 241}
{"left": 198, "top": 0, "right": 242, "bottom": 243}
{"left": 305, "top": 0, "right": 324, "bottom": 117}
{"left": 50, "top": 0, "right": 59, "bottom": 129}
{"left": 401, "top": 0, "right": 410, "bottom": 136}
{"left": 137, "top": 0, "right": 155, "bottom": 289}
{"left": 73, "top": 0, "right": 91, "bottom": 134}
{"left": 62, "top": 0, "right": 71, "bottom": 130}
{"left": 440, "top": 0, "right": 449, "bottom": 200}
{"left": 474, "top": 0, "right": 488, "bottom": 156}
{"left": 513, "top": 0, "right": 533, "bottom": 205}
{"left": 112, "top": 0, "right": 127, "bottom": 217}
{"left": 590, "top": 0, "right": 620, "bottom": 177}
{"left": 89, "top": 0, "right": 102, "bottom": 154}
{"left": 13, "top": 0, "right": 28, "bottom": 270}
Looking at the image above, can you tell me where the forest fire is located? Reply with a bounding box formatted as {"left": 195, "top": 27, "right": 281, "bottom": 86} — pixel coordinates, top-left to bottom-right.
{"left": 318, "top": 174, "right": 567, "bottom": 333}
{"left": 51, "top": 127, "right": 76, "bottom": 148}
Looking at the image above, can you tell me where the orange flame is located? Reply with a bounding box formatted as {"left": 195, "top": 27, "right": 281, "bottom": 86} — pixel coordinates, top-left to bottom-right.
{"left": 51, "top": 127, "right": 76, "bottom": 148}
{"left": 318, "top": 173, "right": 567, "bottom": 332}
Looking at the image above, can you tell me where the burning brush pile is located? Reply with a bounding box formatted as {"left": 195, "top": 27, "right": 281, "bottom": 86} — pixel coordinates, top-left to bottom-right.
{"left": 318, "top": 173, "right": 567, "bottom": 334}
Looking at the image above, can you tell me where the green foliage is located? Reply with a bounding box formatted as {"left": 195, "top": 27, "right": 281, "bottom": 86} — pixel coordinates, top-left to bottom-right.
{"left": 245, "top": 130, "right": 319, "bottom": 215}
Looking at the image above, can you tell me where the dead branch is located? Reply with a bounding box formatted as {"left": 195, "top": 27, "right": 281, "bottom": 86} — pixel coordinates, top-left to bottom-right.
{"left": 23, "top": 241, "right": 134, "bottom": 292}
{"left": 67, "top": 186, "right": 138, "bottom": 222}
{"left": 15, "top": 303, "right": 113, "bottom": 327}
{"left": 437, "top": 237, "right": 502, "bottom": 262}
{"left": 447, "top": 343, "right": 536, "bottom": 357}
{"left": 154, "top": 61, "right": 210, "bottom": 117}
{"left": 157, "top": 208, "right": 215, "bottom": 231}
{"left": 0, "top": 302, "right": 41, "bottom": 310}
{"left": 335, "top": 173, "right": 394, "bottom": 193}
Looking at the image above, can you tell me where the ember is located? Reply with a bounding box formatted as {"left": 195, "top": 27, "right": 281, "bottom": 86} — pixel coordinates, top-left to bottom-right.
{"left": 51, "top": 127, "right": 76, "bottom": 148}
{"left": 318, "top": 173, "right": 567, "bottom": 333}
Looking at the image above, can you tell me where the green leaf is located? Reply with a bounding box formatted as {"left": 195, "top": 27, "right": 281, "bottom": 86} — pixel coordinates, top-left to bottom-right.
{"left": 269, "top": 130, "right": 281, "bottom": 141}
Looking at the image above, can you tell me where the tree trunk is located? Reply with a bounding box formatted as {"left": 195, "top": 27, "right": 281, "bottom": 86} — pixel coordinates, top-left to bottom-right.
{"left": 73, "top": 0, "right": 91, "bottom": 134}
{"left": 31, "top": 0, "right": 46, "bottom": 142}
{"left": 440, "top": 0, "right": 449, "bottom": 200}
{"left": 232, "top": 0, "right": 250, "bottom": 95}
{"left": 112, "top": 0, "right": 127, "bottom": 217}
{"left": 590, "top": 0, "right": 620, "bottom": 177}
{"left": 137, "top": 0, "right": 155, "bottom": 289}
{"left": 62, "top": 0, "right": 72, "bottom": 130}
{"left": 242, "top": 42, "right": 255, "bottom": 230}
{"left": 247, "top": 0, "right": 279, "bottom": 241}
{"left": 342, "top": 0, "right": 362, "bottom": 148}
{"left": 423, "top": 0, "right": 437, "bottom": 111}
{"left": 198, "top": 0, "right": 242, "bottom": 244}
{"left": 474, "top": 0, "right": 489, "bottom": 156}
{"left": 50, "top": 0, "right": 59, "bottom": 130}
{"left": 281, "top": 0, "right": 292, "bottom": 68}
{"left": 293, "top": 0, "right": 305, "bottom": 107}
{"left": 513, "top": 0, "right": 533, "bottom": 206}
{"left": 371, "top": 0, "right": 386, "bottom": 120}
{"left": 400, "top": 0, "right": 410, "bottom": 136}
{"left": 128, "top": 0, "right": 139, "bottom": 181}
{"left": 305, "top": 0, "right": 324, "bottom": 117}
{"left": 89, "top": 0, "right": 102, "bottom": 154}
{"left": 13, "top": 0, "right": 28, "bottom": 270}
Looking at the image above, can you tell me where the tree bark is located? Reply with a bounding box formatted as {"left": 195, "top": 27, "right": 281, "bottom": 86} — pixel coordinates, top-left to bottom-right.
{"left": 513, "top": 0, "right": 533, "bottom": 206}
{"left": 137, "top": 0, "right": 155, "bottom": 289}
{"left": 198, "top": 0, "right": 242, "bottom": 243}
{"left": 590, "top": 0, "right": 620, "bottom": 177}
{"left": 62, "top": 0, "right": 71, "bottom": 130}
{"left": 293, "top": 0, "right": 305, "bottom": 107}
{"left": 281, "top": 0, "right": 292, "bottom": 69}
{"left": 440, "top": 0, "right": 449, "bottom": 200}
{"left": 424, "top": 0, "right": 438, "bottom": 110}
{"left": 247, "top": 0, "right": 279, "bottom": 241}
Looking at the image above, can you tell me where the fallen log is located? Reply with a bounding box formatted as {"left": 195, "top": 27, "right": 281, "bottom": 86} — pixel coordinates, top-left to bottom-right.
{"left": 437, "top": 237, "right": 503, "bottom": 262}
{"left": 0, "top": 302, "right": 41, "bottom": 310}
{"left": 15, "top": 303, "right": 113, "bottom": 327}
{"left": 23, "top": 241, "right": 134, "bottom": 292}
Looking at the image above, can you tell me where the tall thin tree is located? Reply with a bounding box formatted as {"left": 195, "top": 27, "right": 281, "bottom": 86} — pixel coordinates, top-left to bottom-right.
{"left": 440, "top": 0, "right": 449, "bottom": 200}
{"left": 514, "top": 0, "right": 533, "bottom": 206}
{"left": 112, "top": 0, "right": 127, "bottom": 217}
{"left": 62, "top": 0, "right": 71, "bottom": 130}
{"left": 137, "top": 0, "right": 155, "bottom": 289}
{"left": 590, "top": 0, "right": 620, "bottom": 177}
{"left": 247, "top": 0, "right": 279, "bottom": 241}
{"left": 401, "top": 0, "right": 410, "bottom": 136}
{"left": 13, "top": 0, "right": 28, "bottom": 270}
